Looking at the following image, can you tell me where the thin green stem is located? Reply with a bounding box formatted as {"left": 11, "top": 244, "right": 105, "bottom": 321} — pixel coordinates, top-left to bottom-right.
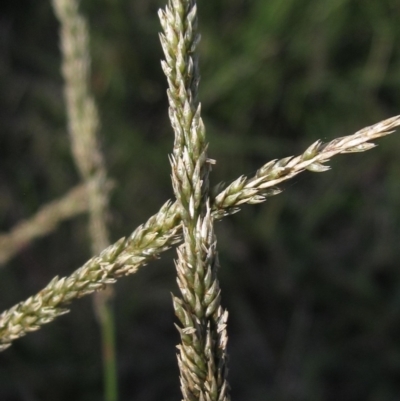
{"left": 96, "top": 291, "right": 118, "bottom": 401}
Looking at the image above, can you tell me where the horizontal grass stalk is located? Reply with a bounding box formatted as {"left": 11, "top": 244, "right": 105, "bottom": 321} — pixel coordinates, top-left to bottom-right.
{"left": 0, "top": 115, "right": 399, "bottom": 351}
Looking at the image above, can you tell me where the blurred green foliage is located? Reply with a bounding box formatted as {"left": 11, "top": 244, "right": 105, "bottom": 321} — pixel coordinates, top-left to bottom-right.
{"left": 1, "top": 0, "right": 400, "bottom": 400}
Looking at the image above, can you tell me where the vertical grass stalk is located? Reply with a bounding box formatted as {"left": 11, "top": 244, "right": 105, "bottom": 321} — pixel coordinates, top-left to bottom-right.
{"left": 159, "top": 1, "right": 230, "bottom": 399}
{"left": 51, "top": 0, "right": 117, "bottom": 400}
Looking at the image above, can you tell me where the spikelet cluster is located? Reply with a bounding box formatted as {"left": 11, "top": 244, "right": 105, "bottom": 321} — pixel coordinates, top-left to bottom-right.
{"left": 0, "top": 201, "right": 181, "bottom": 351}
{"left": 1, "top": 115, "right": 399, "bottom": 351}
{"left": 1, "top": 114, "right": 399, "bottom": 351}
{"left": 213, "top": 115, "right": 400, "bottom": 217}
{"left": 159, "top": 1, "right": 230, "bottom": 400}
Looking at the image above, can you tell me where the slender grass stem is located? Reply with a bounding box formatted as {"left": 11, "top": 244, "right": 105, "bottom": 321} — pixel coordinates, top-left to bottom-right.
{"left": 0, "top": 184, "right": 89, "bottom": 266}
{"left": 51, "top": 0, "right": 117, "bottom": 399}
{"left": 97, "top": 289, "right": 118, "bottom": 401}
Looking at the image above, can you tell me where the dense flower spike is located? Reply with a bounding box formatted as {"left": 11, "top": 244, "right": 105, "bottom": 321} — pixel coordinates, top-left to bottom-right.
{"left": 0, "top": 115, "right": 399, "bottom": 351}
{"left": 212, "top": 115, "right": 400, "bottom": 217}
{"left": 159, "top": 0, "right": 230, "bottom": 400}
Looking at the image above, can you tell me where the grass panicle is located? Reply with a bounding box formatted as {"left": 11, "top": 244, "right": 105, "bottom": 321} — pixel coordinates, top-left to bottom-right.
{"left": 52, "top": 0, "right": 110, "bottom": 254}
{"left": 213, "top": 115, "right": 400, "bottom": 217}
{"left": 0, "top": 115, "right": 399, "bottom": 351}
{"left": 51, "top": 1, "right": 117, "bottom": 399}
{"left": 159, "top": 0, "right": 230, "bottom": 399}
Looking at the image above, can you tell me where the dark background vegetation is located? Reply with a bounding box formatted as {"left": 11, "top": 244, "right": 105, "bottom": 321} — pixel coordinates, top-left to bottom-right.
{"left": 1, "top": 0, "right": 400, "bottom": 400}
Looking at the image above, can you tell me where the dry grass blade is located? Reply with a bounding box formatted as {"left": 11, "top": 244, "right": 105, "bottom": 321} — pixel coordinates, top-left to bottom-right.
{"left": 0, "top": 184, "right": 89, "bottom": 266}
